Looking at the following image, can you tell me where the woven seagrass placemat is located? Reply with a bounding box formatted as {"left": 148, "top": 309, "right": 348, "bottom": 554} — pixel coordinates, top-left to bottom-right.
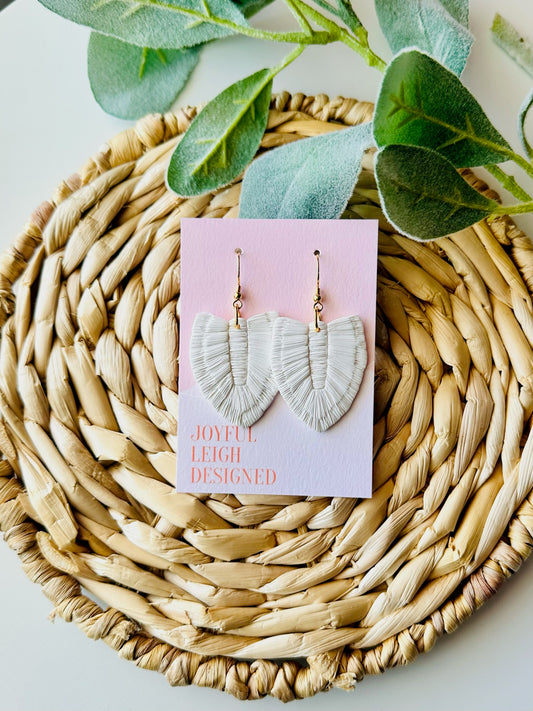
{"left": 0, "top": 93, "right": 532, "bottom": 702}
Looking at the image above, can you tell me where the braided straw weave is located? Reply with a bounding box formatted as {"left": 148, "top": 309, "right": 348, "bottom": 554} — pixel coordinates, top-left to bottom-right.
{"left": 1, "top": 93, "right": 533, "bottom": 701}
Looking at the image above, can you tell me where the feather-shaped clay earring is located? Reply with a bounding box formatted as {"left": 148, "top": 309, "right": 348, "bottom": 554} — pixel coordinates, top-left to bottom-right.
{"left": 272, "top": 250, "right": 367, "bottom": 432}
{"left": 190, "top": 248, "right": 278, "bottom": 427}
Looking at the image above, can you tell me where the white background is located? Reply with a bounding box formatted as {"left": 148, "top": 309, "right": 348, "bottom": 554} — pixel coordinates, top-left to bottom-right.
{"left": 1, "top": 1, "right": 533, "bottom": 709}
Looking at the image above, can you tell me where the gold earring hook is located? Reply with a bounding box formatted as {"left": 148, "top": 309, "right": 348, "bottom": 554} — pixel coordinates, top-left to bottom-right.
{"left": 313, "top": 249, "right": 323, "bottom": 331}
{"left": 233, "top": 248, "right": 243, "bottom": 329}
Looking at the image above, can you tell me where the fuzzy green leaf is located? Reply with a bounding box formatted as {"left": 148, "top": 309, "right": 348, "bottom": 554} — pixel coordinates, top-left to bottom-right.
{"left": 88, "top": 33, "right": 200, "bottom": 120}
{"left": 336, "top": 0, "right": 363, "bottom": 33}
{"left": 374, "top": 0, "right": 473, "bottom": 75}
{"left": 233, "top": 0, "right": 275, "bottom": 17}
{"left": 439, "top": 0, "right": 468, "bottom": 27}
{"left": 518, "top": 88, "right": 533, "bottom": 159}
{"left": 491, "top": 13, "right": 533, "bottom": 79}
{"left": 375, "top": 144, "right": 499, "bottom": 241}
{"left": 37, "top": 0, "right": 247, "bottom": 49}
{"left": 239, "top": 122, "right": 373, "bottom": 219}
{"left": 313, "top": 0, "right": 362, "bottom": 34}
{"left": 167, "top": 68, "right": 273, "bottom": 196}
{"left": 334, "top": 0, "right": 363, "bottom": 34}
{"left": 374, "top": 50, "right": 512, "bottom": 167}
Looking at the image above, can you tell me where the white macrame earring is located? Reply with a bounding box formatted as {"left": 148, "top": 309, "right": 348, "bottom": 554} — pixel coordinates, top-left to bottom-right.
{"left": 272, "top": 250, "right": 367, "bottom": 432}
{"left": 190, "top": 248, "right": 278, "bottom": 427}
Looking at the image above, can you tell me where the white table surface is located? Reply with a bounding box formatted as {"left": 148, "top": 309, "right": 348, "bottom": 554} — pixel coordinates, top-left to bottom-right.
{"left": 1, "top": 1, "right": 533, "bottom": 709}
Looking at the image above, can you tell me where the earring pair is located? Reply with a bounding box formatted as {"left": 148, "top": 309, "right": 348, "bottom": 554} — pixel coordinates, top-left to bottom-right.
{"left": 189, "top": 248, "right": 367, "bottom": 432}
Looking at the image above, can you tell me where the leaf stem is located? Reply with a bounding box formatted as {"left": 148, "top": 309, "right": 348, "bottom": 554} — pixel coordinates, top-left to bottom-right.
{"left": 289, "top": 0, "right": 343, "bottom": 37}
{"left": 314, "top": 0, "right": 364, "bottom": 33}
{"left": 284, "top": 0, "right": 313, "bottom": 35}
{"left": 509, "top": 149, "right": 533, "bottom": 180}
{"left": 291, "top": 0, "right": 386, "bottom": 71}
{"left": 101, "top": 0, "right": 386, "bottom": 70}
{"left": 122, "top": 0, "right": 335, "bottom": 44}
{"left": 341, "top": 30, "right": 386, "bottom": 71}
{"left": 494, "top": 201, "right": 533, "bottom": 215}
{"left": 485, "top": 164, "right": 533, "bottom": 201}
{"left": 272, "top": 43, "right": 306, "bottom": 73}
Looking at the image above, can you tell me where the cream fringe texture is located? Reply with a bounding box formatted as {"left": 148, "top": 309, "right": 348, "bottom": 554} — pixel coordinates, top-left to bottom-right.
{"left": 272, "top": 316, "right": 367, "bottom": 431}
{"left": 190, "top": 311, "right": 278, "bottom": 426}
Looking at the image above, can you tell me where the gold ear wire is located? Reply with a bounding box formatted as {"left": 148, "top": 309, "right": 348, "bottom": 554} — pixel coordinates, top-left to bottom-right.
{"left": 233, "top": 248, "right": 243, "bottom": 329}
{"left": 313, "top": 249, "right": 323, "bottom": 332}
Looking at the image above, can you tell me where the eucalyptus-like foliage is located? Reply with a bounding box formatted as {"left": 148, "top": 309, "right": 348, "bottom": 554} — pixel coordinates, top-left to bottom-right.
{"left": 373, "top": 50, "right": 511, "bottom": 167}
{"left": 375, "top": 145, "right": 499, "bottom": 240}
{"left": 239, "top": 123, "right": 373, "bottom": 219}
{"left": 519, "top": 90, "right": 533, "bottom": 160}
{"left": 313, "top": 0, "right": 364, "bottom": 35}
{"left": 491, "top": 15, "right": 533, "bottom": 164}
{"left": 236, "top": 0, "right": 277, "bottom": 17}
{"left": 88, "top": 35, "right": 201, "bottom": 120}
{"left": 167, "top": 68, "right": 275, "bottom": 196}
{"left": 41, "top": 0, "right": 271, "bottom": 120}
{"left": 439, "top": 0, "right": 469, "bottom": 27}
{"left": 38, "top": 0, "right": 248, "bottom": 48}
{"left": 36, "top": 1, "right": 533, "bottom": 241}
{"left": 375, "top": 0, "right": 473, "bottom": 75}
{"left": 491, "top": 13, "right": 533, "bottom": 78}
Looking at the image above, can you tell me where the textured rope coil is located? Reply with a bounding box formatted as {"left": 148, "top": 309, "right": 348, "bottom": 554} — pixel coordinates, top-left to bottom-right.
{"left": 0, "top": 92, "right": 532, "bottom": 701}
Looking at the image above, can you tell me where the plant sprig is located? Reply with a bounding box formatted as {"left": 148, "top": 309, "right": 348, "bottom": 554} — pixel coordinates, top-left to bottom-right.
{"left": 166, "top": 44, "right": 306, "bottom": 195}
{"left": 38, "top": 0, "right": 533, "bottom": 241}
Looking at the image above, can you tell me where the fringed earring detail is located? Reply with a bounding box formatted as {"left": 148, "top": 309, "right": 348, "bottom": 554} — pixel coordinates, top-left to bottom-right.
{"left": 272, "top": 250, "right": 367, "bottom": 432}
{"left": 190, "top": 248, "right": 278, "bottom": 427}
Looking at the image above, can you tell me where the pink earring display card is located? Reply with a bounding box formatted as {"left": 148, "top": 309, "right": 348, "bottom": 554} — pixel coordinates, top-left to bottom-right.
{"left": 177, "top": 218, "right": 378, "bottom": 497}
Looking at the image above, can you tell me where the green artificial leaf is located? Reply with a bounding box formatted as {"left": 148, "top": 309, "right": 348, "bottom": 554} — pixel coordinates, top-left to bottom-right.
{"left": 167, "top": 68, "right": 273, "bottom": 196}
{"left": 313, "top": 0, "right": 363, "bottom": 34}
{"left": 233, "top": 0, "right": 276, "bottom": 18}
{"left": 375, "top": 144, "right": 499, "bottom": 241}
{"left": 37, "top": 0, "right": 247, "bottom": 49}
{"left": 332, "top": 0, "right": 363, "bottom": 35}
{"left": 88, "top": 33, "right": 200, "bottom": 120}
{"left": 374, "top": 0, "right": 473, "bottom": 75}
{"left": 491, "top": 13, "right": 533, "bottom": 79}
{"left": 374, "top": 50, "right": 512, "bottom": 167}
{"left": 518, "top": 88, "right": 533, "bottom": 159}
{"left": 239, "top": 122, "right": 374, "bottom": 219}
{"left": 439, "top": 0, "right": 468, "bottom": 27}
